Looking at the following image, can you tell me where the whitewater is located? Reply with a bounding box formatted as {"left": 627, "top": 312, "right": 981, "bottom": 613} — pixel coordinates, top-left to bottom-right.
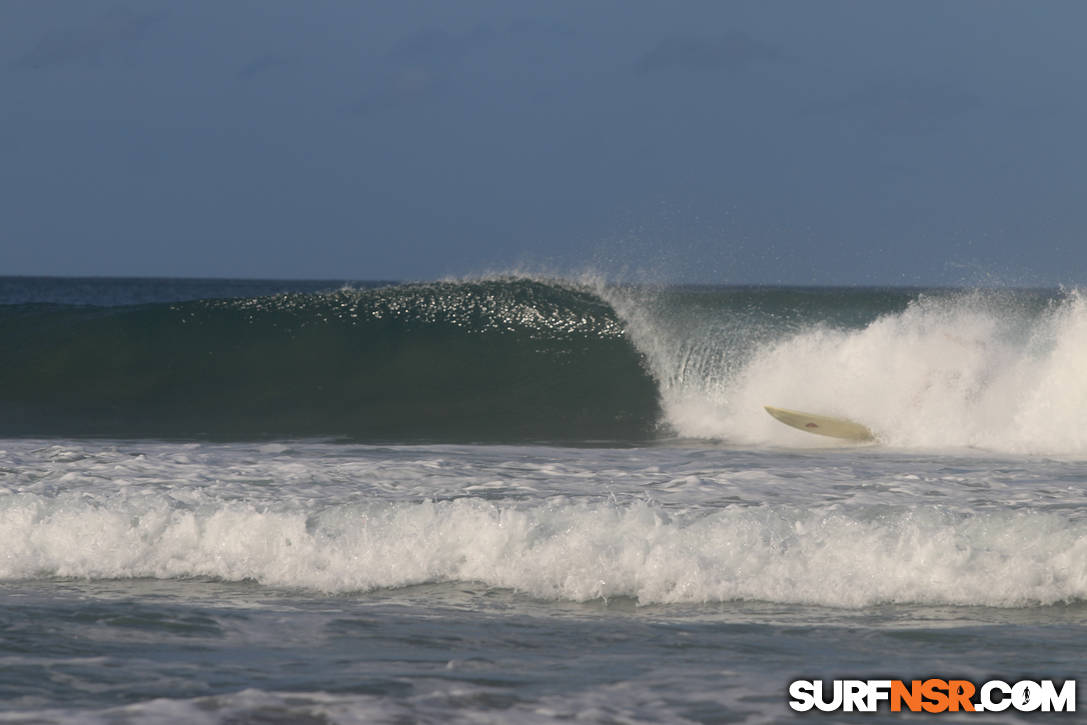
{"left": 1, "top": 276, "right": 1084, "bottom": 723}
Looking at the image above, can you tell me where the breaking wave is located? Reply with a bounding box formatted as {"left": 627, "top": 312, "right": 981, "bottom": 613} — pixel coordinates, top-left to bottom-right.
{"left": 0, "top": 279, "right": 659, "bottom": 442}
{"left": 3, "top": 491, "right": 1084, "bottom": 607}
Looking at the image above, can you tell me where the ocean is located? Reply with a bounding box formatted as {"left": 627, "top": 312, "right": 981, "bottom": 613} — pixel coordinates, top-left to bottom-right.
{"left": 0, "top": 276, "right": 1083, "bottom": 723}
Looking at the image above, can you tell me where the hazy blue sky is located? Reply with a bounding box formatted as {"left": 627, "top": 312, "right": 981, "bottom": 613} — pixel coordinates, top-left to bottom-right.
{"left": 2, "top": 1, "right": 1086, "bottom": 284}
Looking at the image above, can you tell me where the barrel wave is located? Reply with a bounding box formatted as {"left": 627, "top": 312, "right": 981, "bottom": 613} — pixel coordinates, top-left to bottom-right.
{"left": 0, "top": 279, "right": 661, "bottom": 441}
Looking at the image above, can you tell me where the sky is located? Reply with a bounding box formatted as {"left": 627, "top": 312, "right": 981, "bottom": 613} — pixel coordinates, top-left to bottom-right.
{"left": 2, "top": 0, "right": 1086, "bottom": 285}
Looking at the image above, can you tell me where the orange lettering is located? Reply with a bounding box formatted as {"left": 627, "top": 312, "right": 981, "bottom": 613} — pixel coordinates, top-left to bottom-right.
{"left": 921, "top": 679, "right": 950, "bottom": 713}
{"left": 891, "top": 680, "right": 922, "bottom": 712}
{"left": 947, "top": 680, "right": 975, "bottom": 711}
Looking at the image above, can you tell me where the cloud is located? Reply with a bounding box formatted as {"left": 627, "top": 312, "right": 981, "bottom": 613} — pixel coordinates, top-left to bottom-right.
{"left": 815, "top": 79, "right": 982, "bottom": 135}
{"left": 345, "top": 68, "right": 440, "bottom": 116}
{"left": 11, "top": 5, "right": 162, "bottom": 70}
{"left": 505, "top": 17, "right": 576, "bottom": 40}
{"left": 344, "top": 24, "right": 497, "bottom": 116}
{"left": 633, "top": 31, "right": 779, "bottom": 75}
{"left": 237, "top": 53, "right": 293, "bottom": 81}
{"left": 386, "top": 23, "right": 496, "bottom": 70}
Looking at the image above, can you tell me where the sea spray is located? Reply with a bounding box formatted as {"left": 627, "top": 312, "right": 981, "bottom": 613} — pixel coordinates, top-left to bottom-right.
{"left": 4, "top": 276, "right": 1086, "bottom": 453}
{"left": 600, "top": 282, "right": 1087, "bottom": 454}
{"left": 5, "top": 277, "right": 1087, "bottom": 725}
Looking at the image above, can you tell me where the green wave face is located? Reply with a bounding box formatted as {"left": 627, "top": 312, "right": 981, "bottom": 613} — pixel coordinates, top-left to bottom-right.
{"left": 0, "top": 279, "right": 661, "bottom": 442}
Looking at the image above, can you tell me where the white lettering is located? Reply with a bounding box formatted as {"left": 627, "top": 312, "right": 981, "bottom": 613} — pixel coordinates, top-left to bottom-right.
{"left": 1039, "top": 680, "right": 1076, "bottom": 712}
{"left": 866, "top": 679, "right": 892, "bottom": 710}
{"left": 1012, "top": 680, "right": 1042, "bottom": 712}
{"left": 843, "top": 680, "right": 867, "bottom": 712}
{"left": 813, "top": 680, "right": 843, "bottom": 712}
{"left": 788, "top": 680, "right": 815, "bottom": 712}
{"left": 981, "top": 680, "right": 1011, "bottom": 712}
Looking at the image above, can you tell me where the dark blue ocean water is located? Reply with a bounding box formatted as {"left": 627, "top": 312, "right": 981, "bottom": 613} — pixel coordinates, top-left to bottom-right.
{"left": 1, "top": 277, "right": 1084, "bottom": 723}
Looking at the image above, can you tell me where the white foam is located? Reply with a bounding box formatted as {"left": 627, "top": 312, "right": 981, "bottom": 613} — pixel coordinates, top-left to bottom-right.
{"left": 3, "top": 491, "right": 1084, "bottom": 608}
{"left": 607, "top": 286, "right": 1087, "bottom": 455}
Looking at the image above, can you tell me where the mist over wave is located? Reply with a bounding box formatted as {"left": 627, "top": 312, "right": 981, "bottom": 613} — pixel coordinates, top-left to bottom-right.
{"left": 4, "top": 275, "right": 1086, "bottom": 453}
{"left": 601, "top": 284, "right": 1087, "bottom": 455}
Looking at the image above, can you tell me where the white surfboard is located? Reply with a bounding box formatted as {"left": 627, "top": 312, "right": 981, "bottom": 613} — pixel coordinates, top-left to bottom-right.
{"left": 764, "top": 405, "right": 875, "bottom": 442}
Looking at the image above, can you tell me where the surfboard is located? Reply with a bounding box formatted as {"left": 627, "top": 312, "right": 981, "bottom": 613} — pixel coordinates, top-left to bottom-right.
{"left": 764, "top": 405, "right": 875, "bottom": 442}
